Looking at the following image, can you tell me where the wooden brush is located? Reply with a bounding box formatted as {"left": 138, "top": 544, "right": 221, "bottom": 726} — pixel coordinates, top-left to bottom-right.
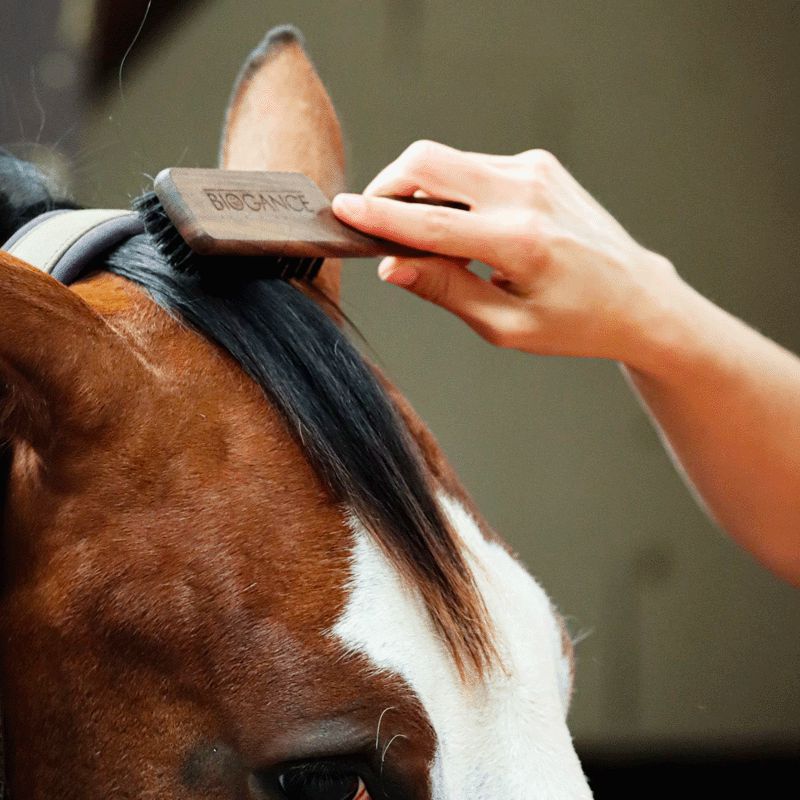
{"left": 135, "top": 168, "right": 468, "bottom": 282}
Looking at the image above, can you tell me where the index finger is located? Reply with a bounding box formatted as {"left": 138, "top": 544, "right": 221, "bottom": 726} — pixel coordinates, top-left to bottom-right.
{"left": 331, "top": 194, "right": 508, "bottom": 262}
{"left": 362, "top": 140, "right": 491, "bottom": 205}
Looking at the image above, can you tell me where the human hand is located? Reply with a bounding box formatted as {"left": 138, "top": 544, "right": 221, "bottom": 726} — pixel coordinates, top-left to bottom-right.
{"left": 332, "top": 140, "right": 684, "bottom": 371}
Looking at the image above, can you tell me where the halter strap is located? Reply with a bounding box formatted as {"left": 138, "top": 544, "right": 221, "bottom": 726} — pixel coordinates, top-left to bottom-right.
{"left": 2, "top": 208, "right": 143, "bottom": 284}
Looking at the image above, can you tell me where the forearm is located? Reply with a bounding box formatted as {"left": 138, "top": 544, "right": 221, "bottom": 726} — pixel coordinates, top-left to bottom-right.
{"left": 622, "top": 277, "right": 800, "bottom": 585}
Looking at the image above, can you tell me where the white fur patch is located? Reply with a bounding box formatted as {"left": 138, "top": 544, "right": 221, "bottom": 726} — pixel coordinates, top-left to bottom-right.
{"left": 332, "top": 493, "right": 593, "bottom": 799}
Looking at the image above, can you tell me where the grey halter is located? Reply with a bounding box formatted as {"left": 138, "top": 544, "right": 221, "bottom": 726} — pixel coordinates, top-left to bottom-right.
{"left": 0, "top": 208, "right": 144, "bottom": 798}
{"left": 2, "top": 208, "right": 143, "bottom": 281}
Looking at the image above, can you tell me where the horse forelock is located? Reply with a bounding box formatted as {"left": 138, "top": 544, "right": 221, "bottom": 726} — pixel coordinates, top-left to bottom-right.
{"left": 97, "top": 236, "right": 500, "bottom": 681}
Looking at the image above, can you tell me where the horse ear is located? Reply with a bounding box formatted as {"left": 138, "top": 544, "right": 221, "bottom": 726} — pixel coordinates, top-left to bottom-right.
{"left": 219, "top": 26, "right": 345, "bottom": 304}
{"left": 0, "top": 251, "right": 150, "bottom": 450}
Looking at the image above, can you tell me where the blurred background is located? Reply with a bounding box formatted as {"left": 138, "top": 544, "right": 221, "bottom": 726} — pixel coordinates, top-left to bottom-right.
{"left": 2, "top": 0, "right": 798, "bottom": 793}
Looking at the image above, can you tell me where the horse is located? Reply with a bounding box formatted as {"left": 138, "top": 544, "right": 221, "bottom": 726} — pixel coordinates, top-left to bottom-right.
{"left": 0, "top": 26, "right": 592, "bottom": 800}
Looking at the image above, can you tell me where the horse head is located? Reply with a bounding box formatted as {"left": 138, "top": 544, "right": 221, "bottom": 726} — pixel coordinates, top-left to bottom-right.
{"left": 0, "top": 26, "right": 591, "bottom": 800}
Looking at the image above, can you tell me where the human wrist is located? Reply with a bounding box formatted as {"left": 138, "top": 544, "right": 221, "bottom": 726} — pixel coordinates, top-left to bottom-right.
{"left": 615, "top": 255, "right": 711, "bottom": 381}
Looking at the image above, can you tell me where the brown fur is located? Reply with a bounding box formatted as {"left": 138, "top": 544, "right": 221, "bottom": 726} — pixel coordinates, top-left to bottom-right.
{"left": 1, "top": 268, "right": 438, "bottom": 797}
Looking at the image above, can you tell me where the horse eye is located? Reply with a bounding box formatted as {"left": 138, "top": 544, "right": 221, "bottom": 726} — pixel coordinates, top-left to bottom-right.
{"left": 278, "top": 770, "right": 370, "bottom": 800}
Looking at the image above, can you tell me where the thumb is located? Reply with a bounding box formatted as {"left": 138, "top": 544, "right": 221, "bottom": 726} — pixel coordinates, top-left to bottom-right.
{"left": 378, "top": 256, "right": 516, "bottom": 337}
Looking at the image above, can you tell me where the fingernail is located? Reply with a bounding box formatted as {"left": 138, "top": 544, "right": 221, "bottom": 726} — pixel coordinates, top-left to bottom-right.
{"left": 379, "top": 262, "right": 419, "bottom": 287}
{"left": 332, "top": 193, "right": 366, "bottom": 217}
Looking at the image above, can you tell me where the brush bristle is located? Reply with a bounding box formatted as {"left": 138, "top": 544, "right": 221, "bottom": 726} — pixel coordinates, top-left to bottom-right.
{"left": 134, "top": 191, "right": 195, "bottom": 272}
{"left": 133, "top": 190, "right": 324, "bottom": 282}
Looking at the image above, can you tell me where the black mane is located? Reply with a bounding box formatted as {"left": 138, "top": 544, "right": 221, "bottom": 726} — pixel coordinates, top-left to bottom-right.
{"left": 105, "top": 235, "right": 437, "bottom": 548}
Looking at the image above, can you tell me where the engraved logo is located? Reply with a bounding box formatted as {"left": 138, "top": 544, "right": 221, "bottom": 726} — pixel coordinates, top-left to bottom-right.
{"left": 204, "top": 189, "right": 315, "bottom": 215}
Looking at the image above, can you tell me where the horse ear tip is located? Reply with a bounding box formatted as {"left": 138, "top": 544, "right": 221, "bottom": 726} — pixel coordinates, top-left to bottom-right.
{"left": 237, "top": 25, "right": 307, "bottom": 82}
{"left": 256, "top": 24, "right": 307, "bottom": 60}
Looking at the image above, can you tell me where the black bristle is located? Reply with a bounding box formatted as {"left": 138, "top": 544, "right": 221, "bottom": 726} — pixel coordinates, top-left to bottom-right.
{"left": 134, "top": 191, "right": 195, "bottom": 273}
{"left": 305, "top": 257, "right": 325, "bottom": 282}
{"left": 133, "top": 190, "right": 326, "bottom": 283}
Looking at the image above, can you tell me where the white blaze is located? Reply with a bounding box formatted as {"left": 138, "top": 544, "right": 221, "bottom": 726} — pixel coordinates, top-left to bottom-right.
{"left": 332, "top": 493, "right": 593, "bottom": 799}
